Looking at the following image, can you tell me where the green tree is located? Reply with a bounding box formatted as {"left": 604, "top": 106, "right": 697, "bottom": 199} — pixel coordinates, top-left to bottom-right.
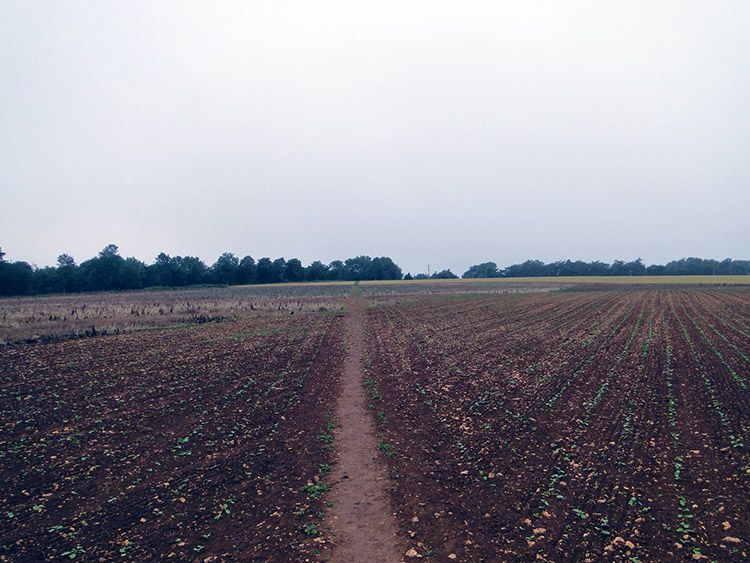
{"left": 149, "top": 252, "right": 182, "bottom": 287}
{"left": 431, "top": 269, "right": 458, "bottom": 279}
{"left": 255, "top": 258, "right": 275, "bottom": 284}
{"left": 212, "top": 252, "right": 240, "bottom": 285}
{"left": 79, "top": 244, "right": 126, "bottom": 291}
{"left": 305, "top": 260, "right": 329, "bottom": 281}
{"left": 327, "top": 260, "right": 344, "bottom": 281}
{"left": 56, "top": 253, "right": 79, "bottom": 292}
{"left": 371, "top": 257, "right": 402, "bottom": 280}
{"left": 238, "top": 256, "right": 256, "bottom": 285}
{"left": 0, "top": 260, "right": 35, "bottom": 295}
{"left": 344, "top": 256, "right": 372, "bottom": 281}
{"left": 462, "top": 262, "right": 499, "bottom": 279}
{"left": 503, "top": 259, "right": 548, "bottom": 277}
{"left": 121, "top": 258, "right": 147, "bottom": 289}
{"left": 284, "top": 258, "right": 305, "bottom": 282}
{"left": 271, "top": 258, "right": 286, "bottom": 283}
{"left": 179, "top": 256, "right": 208, "bottom": 285}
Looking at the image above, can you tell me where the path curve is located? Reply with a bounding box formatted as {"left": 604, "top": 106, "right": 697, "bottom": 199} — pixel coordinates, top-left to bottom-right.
{"left": 323, "top": 291, "right": 405, "bottom": 562}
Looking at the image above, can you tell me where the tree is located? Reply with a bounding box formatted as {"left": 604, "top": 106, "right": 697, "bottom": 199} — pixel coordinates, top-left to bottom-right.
{"left": 624, "top": 258, "right": 646, "bottom": 276}
{"left": 344, "top": 256, "right": 372, "bottom": 281}
{"left": 179, "top": 256, "right": 209, "bottom": 285}
{"left": 33, "top": 266, "right": 59, "bottom": 294}
{"left": 79, "top": 244, "right": 125, "bottom": 291}
{"left": 57, "top": 254, "right": 76, "bottom": 268}
{"left": 328, "top": 260, "right": 345, "bottom": 281}
{"left": 149, "top": 253, "right": 182, "bottom": 287}
{"left": 120, "top": 257, "right": 147, "bottom": 289}
{"left": 503, "top": 259, "right": 548, "bottom": 277}
{"left": 212, "top": 252, "right": 240, "bottom": 285}
{"left": 255, "top": 258, "right": 275, "bottom": 284}
{"left": 462, "top": 262, "right": 499, "bottom": 279}
{"left": 56, "top": 253, "right": 78, "bottom": 292}
{"left": 305, "top": 260, "right": 329, "bottom": 281}
{"left": 238, "top": 256, "right": 256, "bottom": 285}
{"left": 372, "top": 257, "right": 402, "bottom": 280}
{"left": 0, "top": 260, "right": 34, "bottom": 295}
{"left": 284, "top": 258, "right": 305, "bottom": 282}
{"left": 99, "top": 244, "right": 120, "bottom": 259}
{"left": 431, "top": 269, "right": 458, "bottom": 279}
{"left": 271, "top": 258, "right": 287, "bottom": 284}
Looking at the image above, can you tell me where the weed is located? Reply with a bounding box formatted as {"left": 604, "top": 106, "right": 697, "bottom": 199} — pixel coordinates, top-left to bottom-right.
{"left": 61, "top": 546, "right": 86, "bottom": 559}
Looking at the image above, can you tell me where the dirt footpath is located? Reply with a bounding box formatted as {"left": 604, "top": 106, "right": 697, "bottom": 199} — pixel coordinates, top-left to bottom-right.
{"left": 323, "top": 292, "right": 405, "bottom": 562}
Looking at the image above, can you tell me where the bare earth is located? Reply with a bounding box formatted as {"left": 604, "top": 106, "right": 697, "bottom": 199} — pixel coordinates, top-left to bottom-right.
{"left": 323, "top": 292, "right": 405, "bottom": 563}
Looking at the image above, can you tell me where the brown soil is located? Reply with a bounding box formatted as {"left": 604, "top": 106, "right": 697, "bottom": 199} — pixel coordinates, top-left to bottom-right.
{"left": 321, "top": 291, "right": 406, "bottom": 562}
{"left": 2, "top": 285, "right": 748, "bottom": 562}
{"left": 362, "top": 289, "right": 750, "bottom": 561}
{"left": 0, "top": 310, "right": 347, "bottom": 562}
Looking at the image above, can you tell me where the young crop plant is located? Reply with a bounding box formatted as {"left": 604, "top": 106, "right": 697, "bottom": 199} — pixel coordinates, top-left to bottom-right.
{"left": 303, "top": 482, "right": 331, "bottom": 499}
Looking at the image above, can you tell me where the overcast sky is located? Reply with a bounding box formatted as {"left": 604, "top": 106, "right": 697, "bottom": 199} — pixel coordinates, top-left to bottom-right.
{"left": 2, "top": 2, "right": 748, "bottom": 275}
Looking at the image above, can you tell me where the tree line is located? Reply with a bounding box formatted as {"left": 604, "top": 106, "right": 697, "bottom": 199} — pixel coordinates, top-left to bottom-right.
{"left": 462, "top": 257, "right": 750, "bottom": 279}
{"left": 0, "top": 245, "right": 403, "bottom": 296}
{"left": 2, "top": 246, "right": 748, "bottom": 297}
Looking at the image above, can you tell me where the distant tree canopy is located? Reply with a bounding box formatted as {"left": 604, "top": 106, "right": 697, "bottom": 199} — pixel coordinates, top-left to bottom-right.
{"left": 462, "top": 257, "right": 750, "bottom": 279}
{"left": 0, "top": 245, "right": 405, "bottom": 296}
{"left": 462, "top": 262, "right": 500, "bottom": 279}
{"left": 2, "top": 246, "right": 748, "bottom": 297}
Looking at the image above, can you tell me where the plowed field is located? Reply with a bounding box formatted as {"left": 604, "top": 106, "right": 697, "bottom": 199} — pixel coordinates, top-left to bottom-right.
{"left": 363, "top": 288, "right": 750, "bottom": 561}
{"left": 1, "top": 308, "right": 345, "bottom": 562}
{"left": 1, "top": 284, "right": 749, "bottom": 562}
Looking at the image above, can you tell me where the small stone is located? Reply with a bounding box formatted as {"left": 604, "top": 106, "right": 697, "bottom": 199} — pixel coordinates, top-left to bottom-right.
{"left": 533, "top": 528, "right": 547, "bottom": 535}
{"left": 448, "top": 555, "right": 457, "bottom": 560}
{"left": 722, "top": 521, "right": 732, "bottom": 530}
{"left": 624, "top": 540, "right": 635, "bottom": 549}
{"left": 411, "top": 516, "right": 419, "bottom": 523}
{"left": 405, "top": 548, "right": 419, "bottom": 558}
{"left": 723, "top": 536, "right": 741, "bottom": 544}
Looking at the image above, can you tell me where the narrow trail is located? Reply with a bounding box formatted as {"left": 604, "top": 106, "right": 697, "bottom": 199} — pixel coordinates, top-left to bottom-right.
{"left": 323, "top": 291, "right": 405, "bottom": 563}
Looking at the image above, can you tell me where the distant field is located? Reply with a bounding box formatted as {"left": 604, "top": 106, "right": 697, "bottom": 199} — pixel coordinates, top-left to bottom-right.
{"left": 358, "top": 275, "right": 750, "bottom": 286}
{"left": 262, "top": 275, "right": 750, "bottom": 288}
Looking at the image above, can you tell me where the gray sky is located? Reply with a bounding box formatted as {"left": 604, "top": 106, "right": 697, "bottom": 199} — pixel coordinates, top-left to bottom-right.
{"left": 2, "top": 2, "right": 748, "bottom": 276}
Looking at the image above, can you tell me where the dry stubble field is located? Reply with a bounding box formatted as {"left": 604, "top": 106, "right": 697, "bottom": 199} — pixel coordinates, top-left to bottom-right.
{"left": 1, "top": 279, "right": 749, "bottom": 562}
